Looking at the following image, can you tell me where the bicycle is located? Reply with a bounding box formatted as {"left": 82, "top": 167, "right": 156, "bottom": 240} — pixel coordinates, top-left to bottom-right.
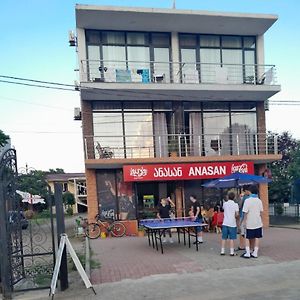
{"left": 83, "top": 214, "right": 126, "bottom": 239}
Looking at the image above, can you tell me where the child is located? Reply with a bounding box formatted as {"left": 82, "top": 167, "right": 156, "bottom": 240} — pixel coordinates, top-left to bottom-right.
{"left": 157, "top": 197, "right": 175, "bottom": 243}
{"left": 216, "top": 207, "right": 224, "bottom": 234}
{"left": 220, "top": 191, "right": 239, "bottom": 256}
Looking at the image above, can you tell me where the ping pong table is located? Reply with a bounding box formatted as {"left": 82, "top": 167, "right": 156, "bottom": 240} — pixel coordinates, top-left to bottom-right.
{"left": 139, "top": 217, "right": 207, "bottom": 254}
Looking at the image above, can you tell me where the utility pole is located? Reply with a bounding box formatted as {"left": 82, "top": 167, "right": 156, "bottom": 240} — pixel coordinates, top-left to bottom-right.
{"left": 172, "top": 0, "right": 176, "bottom": 9}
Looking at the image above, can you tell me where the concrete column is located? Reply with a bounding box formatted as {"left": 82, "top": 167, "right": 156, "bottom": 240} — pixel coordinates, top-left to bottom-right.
{"left": 76, "top": 27, "right": 87, "bottom": 82}
{"left": 171, "top": 32, "right": 180, "bottom": 83}
{"left": 256, "top": 34, "right": 265, "bottom": 80}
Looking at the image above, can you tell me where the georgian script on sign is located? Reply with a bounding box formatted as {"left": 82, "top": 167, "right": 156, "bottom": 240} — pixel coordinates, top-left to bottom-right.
{"left": 123, "top": 161, "right": 254, "bottom": 182}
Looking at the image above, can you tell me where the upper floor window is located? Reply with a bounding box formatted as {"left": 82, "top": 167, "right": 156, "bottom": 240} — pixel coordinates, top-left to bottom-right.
{"left": 179, "top": 34, "right": 256, "bottom": 84}
{"left": 85, "top": 30, "right": 171, "bottom": 83}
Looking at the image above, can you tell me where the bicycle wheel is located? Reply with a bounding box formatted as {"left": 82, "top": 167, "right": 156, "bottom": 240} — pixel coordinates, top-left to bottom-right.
{"left": 110, "top": 222, "right": 126, "bottom": 237}
{"left": 85, "top": 223, "right": 101, "bottom": 239}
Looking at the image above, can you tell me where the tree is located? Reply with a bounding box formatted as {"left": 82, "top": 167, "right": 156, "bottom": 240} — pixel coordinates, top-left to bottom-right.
{"left": 268, "top": 131, "right": 300, "bottom": 203}
{"left": 47, "top": 168, "right": 65, "bottom": 174}
{"left": 62, "top": 191, "right": 75, "bottom": 216}
{"left": 17, "top": 170, "right": 51, "bottom": 210}
{"left": 0, "top": 129, "right": 10, "bottom": 147}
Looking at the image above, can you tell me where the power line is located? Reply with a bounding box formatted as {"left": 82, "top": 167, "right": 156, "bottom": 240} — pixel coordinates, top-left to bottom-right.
{"left": 0, "top": 80, "right": 76, "bottom": 91}
{"left": 0, "top": 96, "right": 73, "bottom": 111}
{"left": 0, "top": 75, "right": 76, "bottom": 88}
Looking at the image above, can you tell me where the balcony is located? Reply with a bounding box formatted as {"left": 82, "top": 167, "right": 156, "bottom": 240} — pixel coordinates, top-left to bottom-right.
{"left": 84, "top": 133, "right": 279, "bottom": 160}
{"left": 80, "top": 59, "right": 278, "bottom": 86}
{"left": 79, "top": 60, "right": 280, "bottom": 102}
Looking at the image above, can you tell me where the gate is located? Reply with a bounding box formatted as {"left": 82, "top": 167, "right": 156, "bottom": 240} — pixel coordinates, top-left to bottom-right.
{"left": 0, "top": 149, "right": 55, "bottom": 297}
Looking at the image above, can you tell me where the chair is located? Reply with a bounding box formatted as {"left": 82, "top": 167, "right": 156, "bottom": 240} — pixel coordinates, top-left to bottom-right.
{"left": 95, "top": 142, "right": 113, "bottom": 159}
{"left": 153, "top": 73, "right": 165, "bottom": 83}
{"left": 257, "top": 68, "right": 273, "bottom": 85}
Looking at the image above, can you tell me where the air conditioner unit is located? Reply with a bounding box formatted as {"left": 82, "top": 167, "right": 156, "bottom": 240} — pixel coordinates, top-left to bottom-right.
{"left": 74, "top": 107, "right": 81, "bottom": 120}
{"left": 68, "top": 30, "right": 76, "bottom": 47}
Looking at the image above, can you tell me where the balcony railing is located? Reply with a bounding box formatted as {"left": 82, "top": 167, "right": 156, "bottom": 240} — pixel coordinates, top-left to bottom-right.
{"left": 80, "top": 60, "right": 277, "bottom": 86}
{"left": 84, "top": 133, "right": 278, "bottom": 160}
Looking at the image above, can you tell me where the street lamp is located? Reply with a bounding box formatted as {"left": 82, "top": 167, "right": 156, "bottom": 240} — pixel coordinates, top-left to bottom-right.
{"left": 18, "top": 163, "right": 37, "bottom": 212}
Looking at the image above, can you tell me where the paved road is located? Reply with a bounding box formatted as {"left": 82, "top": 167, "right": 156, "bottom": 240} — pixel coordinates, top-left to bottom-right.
{"left": 13, "top": 259, "right": 300, "bottom": 300}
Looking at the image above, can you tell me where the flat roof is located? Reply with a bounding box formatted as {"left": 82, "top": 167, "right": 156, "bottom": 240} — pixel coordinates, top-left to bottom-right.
{"left": 76, "top": 5, "right": 278, "bottom": 35}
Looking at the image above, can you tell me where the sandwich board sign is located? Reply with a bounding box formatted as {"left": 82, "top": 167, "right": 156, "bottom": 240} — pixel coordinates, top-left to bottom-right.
{"left": 49, "top": 233, "right": 96, "bottom": 299}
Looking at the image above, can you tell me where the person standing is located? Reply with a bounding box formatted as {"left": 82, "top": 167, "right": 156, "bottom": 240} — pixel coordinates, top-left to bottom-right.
{"left": 238, "top": 186, "right": 251, "bottom": 250}
{"left": 190, "top": 195, "right": 203, "bottom": 244}
{"left": 157, "top": 197, "right": 175, "bottom": 243}
{"left": 241, "top": 185, "right": 263, "bottom": 258}
{"left": 220, "top": 191, "right": 239, "bottom": 256}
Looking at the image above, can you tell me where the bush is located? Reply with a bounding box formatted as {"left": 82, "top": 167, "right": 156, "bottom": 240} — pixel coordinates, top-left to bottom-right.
{"left": 275, "top": 203, "right": 284, "bottom": 215}
{"left": 66, "top": 206, "right": 74, "bottom": 216}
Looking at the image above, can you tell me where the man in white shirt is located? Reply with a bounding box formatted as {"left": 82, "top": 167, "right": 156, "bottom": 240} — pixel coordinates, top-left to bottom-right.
{"left": 220, "top": 191, "right": 239, "bottom": 256}
{"left": 242, "top": 185, "right": 263, "bottom": 258}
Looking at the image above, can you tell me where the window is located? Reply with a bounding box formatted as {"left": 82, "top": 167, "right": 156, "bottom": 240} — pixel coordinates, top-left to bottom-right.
{"left": 127, "top": 32, "right": 148, "bottom": 45}
{"left": 179, "top": 34, "right": 256, "bottom": 84}
{"left": 221, "top": 36, "right": 242, "bottom": 48}
{"left": 200, "top": 35, "right": 220, "bottom": 47}
{"left": 243, "top": 37, "right": 256, "bottom": 49}
{"left": 93, "top": 112, "right": 124, "bottom": 158}
{"left": 102, "top": 31, "right": 125, "bottom": 44}
{"left": 124, "top": 113, "right": 154, "bottom": 158}
{"left": 180, "top": 34, "right": 197, "bottom": 47}
{"left": 152, "top": 33, "right": 170, "bottom": 47}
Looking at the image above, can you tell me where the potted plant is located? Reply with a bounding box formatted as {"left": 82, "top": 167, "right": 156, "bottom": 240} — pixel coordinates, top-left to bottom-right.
{"left": 168, "top": 139, "right": 179, "bottom": 157}
{"left": 137, "top": 226, "right": 145, "bottom": 237}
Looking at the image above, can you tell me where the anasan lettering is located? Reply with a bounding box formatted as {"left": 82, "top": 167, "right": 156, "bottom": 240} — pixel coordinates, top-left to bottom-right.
{"left": 154, "top": 167, "right": 183, "bottom": 178}
{"left": 188, "top": 166, "right": 226, "bottom": 176}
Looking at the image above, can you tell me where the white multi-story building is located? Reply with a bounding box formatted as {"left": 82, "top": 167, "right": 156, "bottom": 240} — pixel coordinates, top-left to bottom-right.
{"left": 75, "top": 5, "right": 281, "bottom": 233}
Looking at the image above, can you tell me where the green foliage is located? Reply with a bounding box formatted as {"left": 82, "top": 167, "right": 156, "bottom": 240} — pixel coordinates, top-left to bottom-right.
{"left": 0, "top": 129, "right": 10, "bottom": 147}
{"left": 35, "top": 209, "right": 51, "bottom": 219}
{"left": 66, "top": 206, "right": 74, "bottom": 216}
{"left": 63, "top": 191, "right": 75, "bottom": 207}
{"left": 47, "top": 168, "right": 65, "bottom": 174}
{"left": 274, "top": 203, "right": 284, "bottom": 215}
{"left": 268, "top": 131, "right": 300, "bottom": 203}
{"left": 17, "top": 170, "right": 50, "bottom": 209}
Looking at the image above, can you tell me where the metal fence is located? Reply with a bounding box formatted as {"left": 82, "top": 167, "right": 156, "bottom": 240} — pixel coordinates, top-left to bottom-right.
{"left": 84, "top": 132, "right": 278, "bottom": 160}
{"left": 269, "top": 203, "right": 300, "bottom": 225}
{"left": 80, "top": 60, "right": 278, "bottom": 86}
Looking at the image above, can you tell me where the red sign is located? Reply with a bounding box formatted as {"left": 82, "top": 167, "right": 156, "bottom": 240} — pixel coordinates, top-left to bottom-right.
{"left": 123, "top": 161, "right": 254, "bottom": 182}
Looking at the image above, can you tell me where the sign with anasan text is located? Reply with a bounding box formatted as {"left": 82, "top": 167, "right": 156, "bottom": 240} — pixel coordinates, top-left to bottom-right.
{"left": 123, "top": 161, "right": 254, "bottom": 182}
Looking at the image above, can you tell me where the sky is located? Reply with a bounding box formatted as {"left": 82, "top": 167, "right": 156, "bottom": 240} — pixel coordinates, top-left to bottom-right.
{"left": 1, "top": 0, "right": 299, "bottom": 173}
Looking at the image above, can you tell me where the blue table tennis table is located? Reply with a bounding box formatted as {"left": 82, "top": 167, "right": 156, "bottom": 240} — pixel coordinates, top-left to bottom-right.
{"left": 139, "top": 217, "right": 207, "bottom": 254}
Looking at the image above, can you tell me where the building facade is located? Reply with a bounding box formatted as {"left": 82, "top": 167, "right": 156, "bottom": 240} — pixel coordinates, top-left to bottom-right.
{"left": 75, "top": 5, "right": 281, "bottom": 233}
{"left": 46, "top": 173, "right": 87, "bottom": 214}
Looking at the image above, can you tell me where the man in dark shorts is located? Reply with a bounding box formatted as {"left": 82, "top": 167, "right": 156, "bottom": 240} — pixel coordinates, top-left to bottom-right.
{"left": 190, "top": 195, "right": 203, "bottom": 244}
{"left": 242, "top": 185, "right": 263, "bottom": 258}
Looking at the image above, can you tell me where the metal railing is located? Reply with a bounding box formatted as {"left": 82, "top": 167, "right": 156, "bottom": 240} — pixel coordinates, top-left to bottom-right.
{"left": 269, "top": 203, "right": 300, "bottom": 225}
{"left": 80, "top": 60, "right": 277, "bottom": 86}
{"left": 84, "top": 133, "right": 278, "bottom": 159}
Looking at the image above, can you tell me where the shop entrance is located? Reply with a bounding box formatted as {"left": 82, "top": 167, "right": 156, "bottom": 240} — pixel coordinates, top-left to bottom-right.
{"left": 135, "top": 182, "right": 177, "bottom": 219}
